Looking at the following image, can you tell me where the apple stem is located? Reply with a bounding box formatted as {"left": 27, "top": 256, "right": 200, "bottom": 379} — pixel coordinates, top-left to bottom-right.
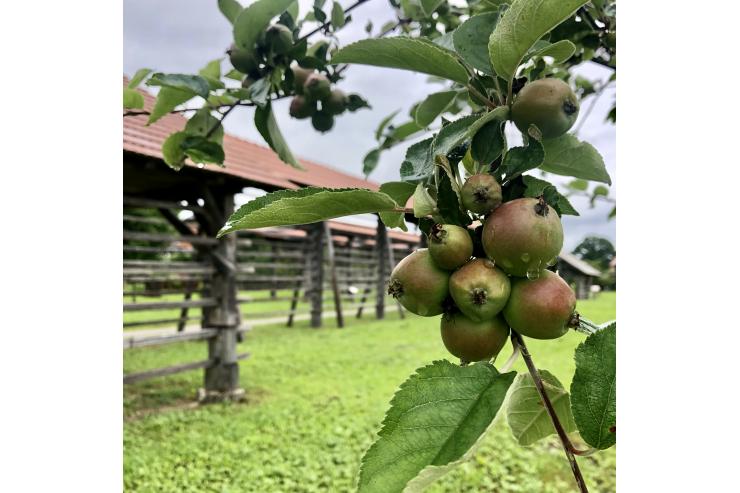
{"left": 510, "top": 331, "right": 590, "bottom": 493}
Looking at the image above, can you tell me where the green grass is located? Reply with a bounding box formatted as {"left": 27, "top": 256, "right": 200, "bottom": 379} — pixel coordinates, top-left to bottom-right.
{"left": 124, "top": 292, "right": 616, "bottom": 492}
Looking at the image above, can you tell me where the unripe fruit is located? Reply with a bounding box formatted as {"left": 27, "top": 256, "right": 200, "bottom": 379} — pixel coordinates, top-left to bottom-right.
{"left": 461, "top": 174, "right": 502, "bottom": 214}
{"left": 265, "top": 24, "right": 293, "bottom": 55}
{"left": 388, "top": 249, "right": 450, "bottom": 317}
{"left": 428, "top": 224, "right": 473, "bottom": 270}
{"left": 449, "top": 258, "right": 510, "bottom": 322}
{"left": 311, "top": 111, "right": 334, "bottom": 132}
{"left": 511, "top": 78, "right": 579, "bottom": 139}
{"left": 289, "top": 96, "right": 316, "bottom": 119}
{"left": 482, "top": 197, "right": 563, "bottom": 278}
{"left": 441, "top": 312, "right": 510, "bottom": 362}
{"left": 503, "top": 270, "right": 576, "bottom": 340}
{"left": 304, "top": 73, "right": 331, "bottom": 101}
{"left": 323, "top": 89, "right": 349, "bottom": 115}
{"left": 229, "top": 44, "right": 259, "bottom": 75}
{"left": 291, "top": 65, "right": 314, "bottom": 95}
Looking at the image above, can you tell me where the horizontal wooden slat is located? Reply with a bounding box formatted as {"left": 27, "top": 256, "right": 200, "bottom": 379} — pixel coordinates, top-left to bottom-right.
{"left": 123, "top": 245, "right": 197, "bottom": 254}
{"left": 123, "top": 299, "right": 217, "bottom": 312}
{"left": 123, "top": 327, "right": 251, "bottom": 349}
{"left": 235, "top": 275, "right": 305, "bottom": 282}
{"left": 123, "top": 316, "right": 200, "bottom": 328}
{"left": 124, "top": 230, "right": 218, "bottom": 245}
{"left": 124, "top": 195, "right": 205, "bottom": 213}
{"left": 123, "top": 352, "right": 250, "bottom": 384}
{"left": 123, "top": 214, "right": 169, "bottom": 225}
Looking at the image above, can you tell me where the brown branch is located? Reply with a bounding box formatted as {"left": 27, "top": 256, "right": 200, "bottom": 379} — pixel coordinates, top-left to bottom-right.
{"left": 510, "top": 331, "right": 590, "bottom": 493}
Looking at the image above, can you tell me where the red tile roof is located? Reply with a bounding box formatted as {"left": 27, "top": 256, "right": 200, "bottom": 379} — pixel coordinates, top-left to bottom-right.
{"left": 123, "top": 76, "right": 380, "bottom": 191}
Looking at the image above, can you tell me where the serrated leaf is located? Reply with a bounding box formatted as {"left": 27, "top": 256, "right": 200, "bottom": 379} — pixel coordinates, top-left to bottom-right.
{"left": 520, "top": 175, "right": 579, "bottom": 216}
{"left": 499, "top": 136, "right": 544, "bottom": 180}
{"left": 400, "top": 138, "right": 434, "bottom": 182}
{"left": 185, "top": 109, "right": 224, "bottom": 144}
{"left": 199, "top": 59, "right": 222, "bottom": 80}
{"left": 331, "top": 2, "right": 345, "bottom": 28}
{"left": 147, "top": 87, "right": 195, "bottom": 125}
{"left": 147, "top": 73, "right": 210, "bottom": 99}
{"left": 506, "top": 369, "right": 576, "bottom": 446}
{"left": 411, "top": 183, "right": 436, "bottom": 218}
{"left": 362, "top": 148, "right": 381, "bottom": 176}
{"left": 218, "top": 0, "right": 243, "bottom": 24}
{"left": 453, "top": 12, "right": 500, "bottom": 75}
{"left": 219, "top": 187, "right": 400, "bottom": 235}
{"left": 254, "top": 102, "right": 301, "bottom": 169}
{"left": 123, "top": 88, "right": 144, "bottom": 109}
{"left": 378, "top": 182, "right": 416, "bottom": 231}
{"left": 571, "top": 323, "right": 616, "bottom": 450}
{"left": 540, "top": 133, "right": 611, "bottom": 184}
{"left": 414, "top": 91, "right": 458, "bottom": 127}
{"left": 471, "top": 119, "right": 505, "bottom": 164}
{"left": 127, "top": 68, "right": 152, "bottom": 89}
{"left": 181, "top": 136, "right": 225, "bottom": 165}
{"left": 287, "top": 0, "right": 299, "bottom": 20}
{"left": 358, "top": 361, "right": 515, "bottom": 493}
{"left": 330, "top": 37, "right": 469, "bottom": 84}
{"left": 233, "top": 0, "right": 295, "bottom": 53}
{"left": 420, "top": 0, "right": 445, "bottom": 16}
{"left": 161, "top": 131, "right": 188, "bottom": 170}
{"left": 528, "top": 39, "right": 576, "bottom": 63}
{"left": 432, "top": 107, "right": 509, "bottom": 159}
{"left": 489, "top": 0, "right": 588, "bottom": 82}
{"left": 375, "top": 110, "right": 400, "bottom": 140}
{"left": 432, "top": 31, "right": 456, "bottom": 52}
{"left": 437, "top": 173, "right": 468, "bottom": 226}
{"left": 390, "top": 120, "right": 424, "bottom": 141}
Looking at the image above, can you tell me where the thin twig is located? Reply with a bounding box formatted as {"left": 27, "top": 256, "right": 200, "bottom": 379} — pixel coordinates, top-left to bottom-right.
{"left": 298, "top": 0, "right": 375, "bottom": 42}
{"left": 466, "top": 84, "right": 497, "bottom": 110}
{"left": 122, "top": 95, "right": 291, "bottom": 118}
{"left": 510, "top": 331, "right": 590, "bottom": 493}
{"left": 573, "top": 81, "right": 612, "bottom": 136}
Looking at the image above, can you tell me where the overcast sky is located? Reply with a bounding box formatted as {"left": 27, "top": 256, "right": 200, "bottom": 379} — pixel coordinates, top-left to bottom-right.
{"left": 123, "top": 0, "right": 616, "bottom": 251}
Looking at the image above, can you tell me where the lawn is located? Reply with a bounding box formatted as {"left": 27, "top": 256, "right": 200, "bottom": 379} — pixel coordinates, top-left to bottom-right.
{"left": 124, "top": 292, "right": 616, "bottom": 492}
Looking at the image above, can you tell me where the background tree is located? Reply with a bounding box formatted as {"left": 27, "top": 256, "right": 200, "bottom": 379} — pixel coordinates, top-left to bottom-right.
{"left": 572, "top": 235, "right": 616, "bottom": 270}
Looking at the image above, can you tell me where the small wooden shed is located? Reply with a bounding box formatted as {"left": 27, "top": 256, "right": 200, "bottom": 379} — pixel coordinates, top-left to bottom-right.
{"left": 556, "top": 251, "right": 602, "bottom": 300}
{"left": 122, "top": 77, "right": 419, "bottom": 401}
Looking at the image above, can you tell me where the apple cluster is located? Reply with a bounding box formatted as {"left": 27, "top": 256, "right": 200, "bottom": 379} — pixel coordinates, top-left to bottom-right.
{"left": 288, "top": 65, "right": 348, "bottom": 133}
{"left": 389, "top": 173, "right": 578, "bottom": 364}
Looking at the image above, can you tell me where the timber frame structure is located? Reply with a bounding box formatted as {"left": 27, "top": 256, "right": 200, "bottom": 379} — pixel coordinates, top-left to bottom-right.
{"left": 122, "top": 78, "right": 418, "bottom": 401}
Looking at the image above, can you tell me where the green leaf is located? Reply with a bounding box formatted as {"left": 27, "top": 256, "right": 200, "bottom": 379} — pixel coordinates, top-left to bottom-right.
{"left": 147, "top": 87, "right": 195, "bottom": 125}
{"left": 437, "top": 173, "right": 468, "bottom": 226}
{"left": 128, "top": 68, "right": 152, "bottom": 89}
{"left": 540, "top": 133, "right": 612, "bottom": 185}
{"left": 123, "top": 88, "right": 144, "bottom": 109}
{"left": 390, "top": 120, "right": 424, "bottom": 141}
{"left": 147, "top": 73, "right": 210, "bottom": 99}
{"left": 414, "top": 91, "right": 458, "bottom": 127}
{"left": 218, "top": 188, "right": 400, "bottom": 236}
{"left": 185, "top": 109, "right": 224, "bottom": 145}
{"left": 199, "top": 59, "right": 222, "bottom": 80}
{"left": 286, "top": 0, "right": 299, "bottom": 20}
{"left": 347, "top": 94, "right": 371, "bottom": 111}
{"left": 254, "top": 102, "right": 301, "bottom": 169}
{"left": 378, "top": 182, "right": 416, "bottom": 231}
{"left": 218, "top": 0, "right": 243, "bottom": 24}
{"left": 161, "top": 131, "right": 188, "bottom": 170}
{"left": 233, "top": 0, "right": 295, "bottom": 53}
{"left": 181, "top": 136, "right": 225, "bottom": 165}
{"left": 528, "top": 39, "right": 576, "bottom": 63}
{"left": 453, "top": 12, "right": 500, "bottom": 75}
{"left": 520, "top": 175, "right": 579, "bottom": 216}
{"left": 432, "top": 31, "right": 456, "bottom": 52}
{"left": 433, "top": 107, "right": 509, "bottom": 160}
{"left": 420, "top": 0, "right": 445, "bottom": 16}
{"left": 608, "top": 206, "right": 616, "bottom": 219}
{"left": 489, "top": 0, "right": 588, "bottom": 82}
{"left": 471, "top": 119, "right": 505, "bottom": 164}
{"left": 375, "top": 110, "right": 400, "bottom": 140}
{"left": 330, "top": 37, "right": 470, "bottom": 84}
{"left": 571, "top": 323, "right": 616, "bottom": 450}
{"left": 506, "top": 369, "right": 576, "bottom": 446}
{"left": 499, "top": 136, "right": 544, "bottom": 180}
{"left": 400, "top": 138, "right": 434, "bottom": 182}
{"left": 358, "top": 361, "right": 515, "bottom": 493}
{"left": 412, "top": 183, "right": 436, "bottom": 218}
{"left": 567, "top": 178, "right": 589, "bottom": 191}
{"left": 362, "top": 149, "right": 381, "bottom": 176}
{"left": 331, "top": 2, "right": 345, "bottom": 28}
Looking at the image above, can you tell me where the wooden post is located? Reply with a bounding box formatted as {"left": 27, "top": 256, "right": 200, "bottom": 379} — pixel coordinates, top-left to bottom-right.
{"left": 305, "top": 222, "right": 325, "bottom": 328}
{"left": 199, "top": 192, "right": 244, "bottom": 402}
{"left": 375, "top": 220, "right": 389, "bottom": 319}
{"left": 323, "top": 222, "right": 344, "bottom": 328}
{"left": 286, "top": 280, "right": 302, "bottom": 327}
